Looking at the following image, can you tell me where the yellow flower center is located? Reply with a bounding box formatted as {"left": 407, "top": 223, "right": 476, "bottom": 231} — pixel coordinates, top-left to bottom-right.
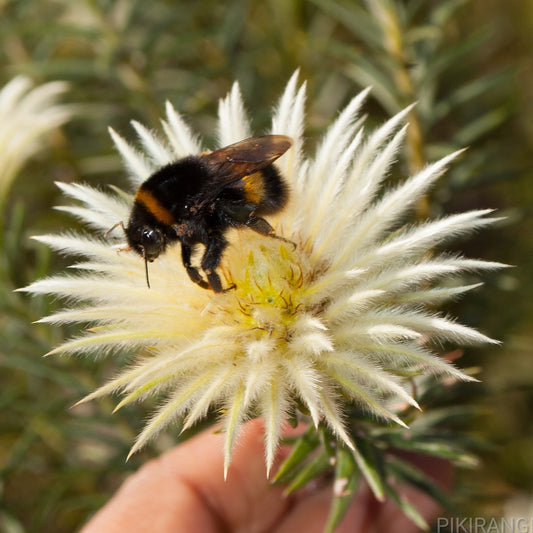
{"left": 210, "top": 233, "right": 312, "bottom": 344}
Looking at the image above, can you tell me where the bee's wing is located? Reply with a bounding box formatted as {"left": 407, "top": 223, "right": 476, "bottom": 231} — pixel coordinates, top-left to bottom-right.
{"left": 200, "top": 135, "right": 292, "bottom": 184}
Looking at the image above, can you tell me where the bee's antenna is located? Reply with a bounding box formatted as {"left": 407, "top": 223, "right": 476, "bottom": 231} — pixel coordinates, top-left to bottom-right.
{"left": 141, "top": 247, "right": 151, "bottom": 289}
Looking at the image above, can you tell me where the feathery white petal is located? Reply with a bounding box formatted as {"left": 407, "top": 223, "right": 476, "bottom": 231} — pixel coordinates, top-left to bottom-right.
{"left": 362, "top": 307, "right": 499, "bottom": 345}
{"left": 354, "top": 341, "right": 475, "bottom": 381}
{"left": 131, "top": 120, "right": 173, "bottom": 166}
{"left": 0, "top": 76, "right": 33, "bottom": 111}
{"left": 11, "top": 80, "right": 69, "bottom": 113}
{"left": 271, "top": 71, "right": 306, "bottom": 185}
{"left": 0, "top": 76, "right": 72, "bottom": 196}
{"left": 317, "top": 386, "right": 355, "bottom": 450}
{"left": 309, "top": 125, "right": 404, "bottom": 262}
{"left": 397, "top": 283, "right": 484, "bottom": 304}
{"left": 284, "top": 356, "right": 322, "bottom": 427}
{"left": 217, "top": 83, "right": 251, "bottom": 146}
{"left": 342, "top": 124, "right": 408, "bottom": 222}
{"left": 304, "top": 90, "right": 369, "bottom": 240}
{"left": 163, "top": 100, "right": 201, "bottom": 156}
{"left": 32, "top": 233, "right": 130, "bottom": 263}
{"left": 108, "top": 126, "right": 153, "bottom": 186}
{"left": 128, "top": 372, "right": 217, "bottom": 459}
{"left": 345, "top": 104, "right": 415, "bottom": 192}
{"left": 119, "top": 342, "right": 237, "bottom": 397}
{"left": 54, "top": 206, "right": 117, "bottom": 233}
{"left": 223, "top": 383, "right": 247, "bottom": 479}
{"left": 347, "top": 209, "right": 498, "bottom": 274}
{"left": 326, "top": 257, "right": 505, "bottom": 322}
{"left": 354, "top": 149, "right": 464, "bottom": 248}
{"left": 324, "top": 351, "right": 419, "bottom": 409}
{"left": 261, "top": 376, "right": 289, "bottom": 476}
{"left": 323, "top": 365, "right": 407, "bottom": 427}
{"left": 46, "top": 328, "right": 177, "bottom": 356}
{"left": 55, "top": 181, "right": 131, "bottom": 230}
{"left": 183, "top": 366, "right": 238, "bottom": 432}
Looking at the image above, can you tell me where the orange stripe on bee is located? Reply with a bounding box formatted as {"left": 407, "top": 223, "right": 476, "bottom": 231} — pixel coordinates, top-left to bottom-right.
{"left": 135, "top": 188, "right": 175, "bottom": 225}
{"left": 242, "top": 172, "right": 265, "bottom": 204}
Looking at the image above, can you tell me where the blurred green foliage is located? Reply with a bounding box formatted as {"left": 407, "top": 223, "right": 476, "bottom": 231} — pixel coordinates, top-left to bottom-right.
{"left": 0, "top": 0, "right": 531, "bottom": 531}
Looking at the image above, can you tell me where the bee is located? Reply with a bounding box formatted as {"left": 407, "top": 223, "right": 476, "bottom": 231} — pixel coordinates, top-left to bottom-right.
{"left": 115, "top": 135, "right": 293, "bottom": 292}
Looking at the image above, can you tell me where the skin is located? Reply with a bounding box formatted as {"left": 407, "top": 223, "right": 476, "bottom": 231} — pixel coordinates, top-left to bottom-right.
{"left": 80, "top": 419, "right": 452, "bottom": 533}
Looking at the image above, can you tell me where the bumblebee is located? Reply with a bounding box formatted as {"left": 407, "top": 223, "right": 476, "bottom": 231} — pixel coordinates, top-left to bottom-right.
{"left": 120, "top": 135, "right": 293, "bottom": 292}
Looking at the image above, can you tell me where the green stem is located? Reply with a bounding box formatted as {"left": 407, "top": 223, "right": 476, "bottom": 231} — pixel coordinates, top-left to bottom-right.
{"left": 366, "top": 0, "right": 428, "bottom": 217}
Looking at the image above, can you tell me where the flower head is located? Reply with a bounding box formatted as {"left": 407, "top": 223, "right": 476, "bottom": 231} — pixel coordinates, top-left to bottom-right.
{"left": 0, "top": 75, "right": 72, "bottom": 201}
{"left": 25, "top": 72, "right": 503, "bottom": 476}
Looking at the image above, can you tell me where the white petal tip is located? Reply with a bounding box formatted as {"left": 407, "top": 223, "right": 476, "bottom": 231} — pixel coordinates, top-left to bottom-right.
{"left": 407, "top": 397, "right": 421, "bottom": 411}
{"left": 395, "top": 418, "right": 409, "bottom": 429}
{"left": 71, "top": 394, "right": 94, "bottom": 408}
{"left": 112, "top": 404, "right": 123, "bottom": 414}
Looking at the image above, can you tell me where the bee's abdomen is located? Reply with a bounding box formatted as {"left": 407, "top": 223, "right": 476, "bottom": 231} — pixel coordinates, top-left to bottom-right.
{"left": 249, "top": 165, "right": 288, "bottom": 215}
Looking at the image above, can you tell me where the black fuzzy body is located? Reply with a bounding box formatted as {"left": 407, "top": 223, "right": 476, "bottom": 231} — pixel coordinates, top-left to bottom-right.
{"left": 123, "top": 135, "right": 292, "bottom": 292}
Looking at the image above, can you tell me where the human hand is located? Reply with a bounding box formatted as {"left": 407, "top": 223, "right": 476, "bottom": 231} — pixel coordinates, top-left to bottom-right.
{"left": 80, "top": 419, "right": 452, "bottom": 532}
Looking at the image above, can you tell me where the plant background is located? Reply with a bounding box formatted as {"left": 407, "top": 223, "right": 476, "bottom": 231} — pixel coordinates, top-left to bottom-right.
{"left": 0, "top": 0, "right": 531, "bottom": 531}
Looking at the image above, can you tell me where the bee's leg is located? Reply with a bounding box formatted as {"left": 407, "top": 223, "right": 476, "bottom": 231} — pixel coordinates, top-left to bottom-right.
{"left": 104, "top": 220, "right": 126, "bottom": 238}
{"left": 201, "top": 234, "right": 233, "bottom": 293}
{"left": 245, "top": 216, "right": 296, "bottom": 248}
{"left": 181, "top": 242, "right": 209, "bottom": 290}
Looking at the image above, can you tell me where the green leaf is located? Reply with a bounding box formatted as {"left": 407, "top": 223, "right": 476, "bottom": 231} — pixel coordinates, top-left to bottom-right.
{"left": 409, "top": 406, "right": 477, "bottom": 429}
{"left": 386, "top": 483, "right": 429, "bottom": 530}
{"left": 0, "top": 510, "right": 26, "bottom": 533}
{"left": 343, "top": 57, "right": 401, "bottom": 115}
{"left": 325, "top": 446, "right": 360, "bottom": 533}
{"left": 0, "top": 353, "right": 83, "bottom": 390}
{"left": 420, "top": 29, "right": 492, "bottom": 81}
{"left": 431, "top": 69, "right": 515, "bottom": 124}
{"left": 388, "top": 456, "right": 459, "bottom": 514}
{"left": 308, "top": 0, "right": 381, "bottom": 48}
{"left": 430, "top": 0, "right": 468, "bottom": 27}
{"left": 285, "top": 449, "right": 331, "bottom": 494}
{"left": 352, "top": 436, "right": 386, "bottom": 501}
{"left": 455, "top": 107, "right": 509, "bottom": 145}
{"left": 380, "top": 434, "right": 479, "bottom": 467}
{"left": 273, "top": 425, "right": 320, "bottom": 483}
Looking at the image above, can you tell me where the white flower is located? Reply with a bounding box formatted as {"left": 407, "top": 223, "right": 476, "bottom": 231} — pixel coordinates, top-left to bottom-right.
{"left": 0, "top": 76, "right": 72, "bottom": 200}
{"left": 24, "top": 72, "right": 504, "bottom": 476}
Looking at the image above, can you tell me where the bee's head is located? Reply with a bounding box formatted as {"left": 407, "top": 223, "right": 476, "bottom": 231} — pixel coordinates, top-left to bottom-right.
{"left": 125, "top": 224, "right": 166, "bottom": 288}
{"left": 134, "top": 226, "right": 165, "bottom": 261}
